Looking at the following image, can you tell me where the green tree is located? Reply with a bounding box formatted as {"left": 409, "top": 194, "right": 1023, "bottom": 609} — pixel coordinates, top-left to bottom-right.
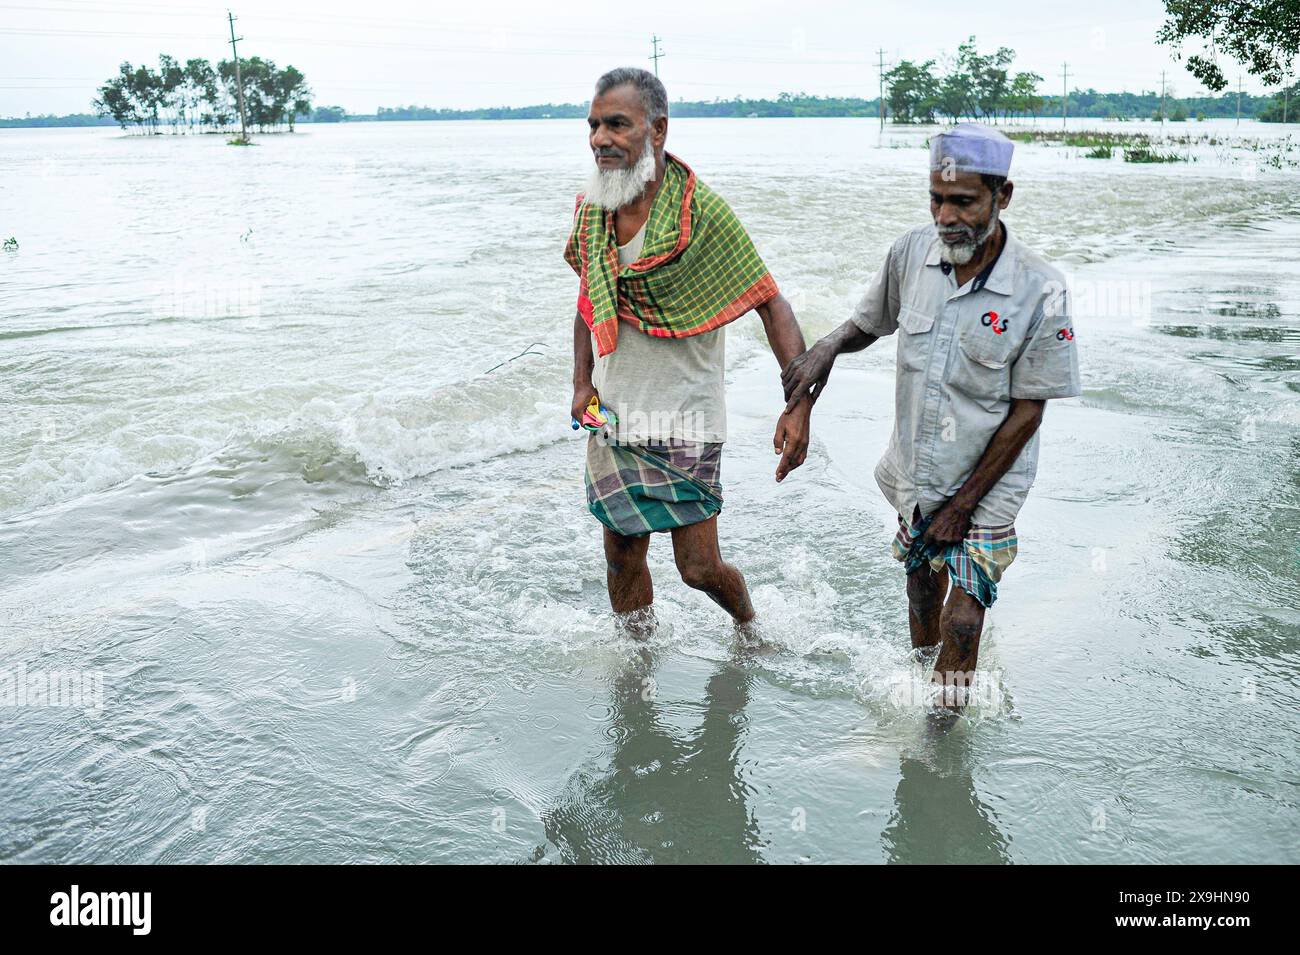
{"left": 935, "top": 49, "right": 972, "bottom": 123}
{"left": 1008, "top": 71, "right": 1044, "bottom": 120}
{"left": 885, "top": 59, "right": 940, "bottom": 123}
{"left": 934, "top": 37, "right": 1017, "bottom": 121}
{"left": 156, "top": 54, "right": 184, "bottom": 130}
{"left": 184, "top": 58, "right": 220, "bottom": 132}
{"left": 217, "top": 57, "right": 312, "bottom": 131}
{"left": 966, "top": 43, "right": 1016, "bottom": 120}
{"left": 276, "top": 65, "right": 312, "bottom": 131}
{"left": 92, "top": 64, "right": 141, "bottom": 130}
{"left": 1157, "top": 0, "right": 1299, "bottom": 91}
{"left": 127, "top": 62, "right": 162, "bottom": 132}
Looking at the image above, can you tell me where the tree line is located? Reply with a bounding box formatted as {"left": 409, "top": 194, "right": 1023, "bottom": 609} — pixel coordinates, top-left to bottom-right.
{"left": 1257, "top": 82, "right": 1298, "bottom": 122}
{"left": 336, "top": 90, "right": 1277, "bottom": 124}
{"left": 4, "top": 82, "right": 1285, "bottom": 130}
{"left": 92, "top": 54, "right": 312, "bottom": 134}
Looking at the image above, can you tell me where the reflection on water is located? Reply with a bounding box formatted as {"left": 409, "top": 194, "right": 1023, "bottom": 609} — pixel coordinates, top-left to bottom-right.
{"left": 882, "top": 717, "right": 1011, "bottom": 865}
{"left": 539, "top": 652, "right": 762, "bottom": 864}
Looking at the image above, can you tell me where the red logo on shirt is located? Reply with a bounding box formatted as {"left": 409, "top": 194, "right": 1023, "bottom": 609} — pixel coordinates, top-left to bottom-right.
{"left": 1055, "top": 326, "right": 1075, "bottom": 341}
{"left": 981, "top": 311, "right": 1008, "bottom": 335}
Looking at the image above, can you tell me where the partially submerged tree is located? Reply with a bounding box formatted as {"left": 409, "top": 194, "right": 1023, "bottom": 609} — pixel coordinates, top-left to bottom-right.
{"left": 93, "top": 53, "right": 312, "bottom": 134}
{"left": 884, "top": 39, "right": 1044, "bottom": 124}
{"left": 884, "top": 60, "right": 941, "bottom": 123}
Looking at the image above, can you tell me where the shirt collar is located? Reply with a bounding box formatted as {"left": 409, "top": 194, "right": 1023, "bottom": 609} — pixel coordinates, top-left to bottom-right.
{"left": 925, "top": 221, "right": 1017, "bottom": 296}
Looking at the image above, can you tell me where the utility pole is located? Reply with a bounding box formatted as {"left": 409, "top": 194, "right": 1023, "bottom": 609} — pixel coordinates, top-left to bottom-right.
{"left": 227, "top": 10, "right": 249, "bottom": 143}
{"left": 1061, "top": 62, "right": 1069, "bottom": 128}
{"left": 877, "top": 47, "right": 886, "bottom": 130}
{"left": 1236, "top": 74, "right": 1243, "bottom": 126}
{"left": 1159, "top": 70, "right": 1167, "bottom": 124}
{"left": 649, "top": 35, "right": 664, "bottom": 78}
{"left": 1285, "top": 88, "right": 1289, "bottom": 125}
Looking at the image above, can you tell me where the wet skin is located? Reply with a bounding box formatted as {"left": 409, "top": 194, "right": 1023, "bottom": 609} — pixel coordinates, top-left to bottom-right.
{"left": 571, "top": 82, "right": 813, "bottom": 635}
{"left": 779, "top": 173, "right": 1044, "bottom": 703}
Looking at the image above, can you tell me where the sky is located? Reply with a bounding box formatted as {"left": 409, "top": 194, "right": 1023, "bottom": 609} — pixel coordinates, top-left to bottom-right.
{"left": 0, "top": 0, "right": 1279, "bottom": 117}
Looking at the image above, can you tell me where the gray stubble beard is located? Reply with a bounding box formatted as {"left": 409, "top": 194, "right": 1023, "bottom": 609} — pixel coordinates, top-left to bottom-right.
{"left": 938, "top": 204, "right": 1001, "bottom": 266}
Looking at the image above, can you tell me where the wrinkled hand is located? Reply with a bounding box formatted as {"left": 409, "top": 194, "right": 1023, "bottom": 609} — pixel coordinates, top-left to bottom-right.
{"left": 920, "top": 501, "right": 973, "bottom": 551}
{"left": 781, "top": 340, "right": 836, "bottom": 414}
{"left": 571, "top": 385, "right": 598, "bottom": 424}
{"left": 774, "top": 399, "right": 810, "bottom": 482}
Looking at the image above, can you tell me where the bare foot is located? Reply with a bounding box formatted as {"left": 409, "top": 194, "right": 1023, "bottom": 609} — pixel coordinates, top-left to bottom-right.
{"left": 614, "top": 605, "right": 658, "bottom": 640}
{"left": 732, "top": 616, "right": 778, "bottom": 656}
{"left": 931, "top": 669, "right": 974, "bottom": 713}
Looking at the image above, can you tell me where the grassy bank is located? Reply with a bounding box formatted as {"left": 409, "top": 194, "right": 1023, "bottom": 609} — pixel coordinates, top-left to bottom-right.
{"left": 1000, "top": 128, "right": 1299, "bottom": 169}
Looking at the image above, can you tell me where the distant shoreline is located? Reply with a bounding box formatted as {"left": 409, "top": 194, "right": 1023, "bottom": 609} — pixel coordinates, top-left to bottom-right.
{"left": 0, "top": 113, "right": 1282, "bottom": 131}
{"left": 1, "top": 89, "right": 1283, "bottom": 130}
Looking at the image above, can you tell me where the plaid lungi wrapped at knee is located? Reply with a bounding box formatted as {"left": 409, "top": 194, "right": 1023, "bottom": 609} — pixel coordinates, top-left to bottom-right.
{"left": 585, "top": 434, "right": 723, "bottom": 537}
{"left": 892, "top": 511, "right": 1018, "bottom": 608}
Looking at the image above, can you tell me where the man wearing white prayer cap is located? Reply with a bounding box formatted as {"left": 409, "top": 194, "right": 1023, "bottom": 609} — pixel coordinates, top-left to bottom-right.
{"left": 781, "top": 122, "right": 1081, "bottom": 707}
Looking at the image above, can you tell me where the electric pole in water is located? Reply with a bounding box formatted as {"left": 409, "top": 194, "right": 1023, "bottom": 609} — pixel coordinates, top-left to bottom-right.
{"left": 649, "top": 35, "right": 664, "bottom": 78}
{"left": 877, "top": 48, "right": 886, "bottom": 130}
{"left": 1159, "top": 70, "right": 1167, "bottom": 124}
{"left": 227, "top": 10, "right": 249, "bottom": 142}
{"left": 1236, "top": 74, "right": 1243, "bottom": 126}
{"left": 1061, "top": 62, "right": 1069, "bottom": 128}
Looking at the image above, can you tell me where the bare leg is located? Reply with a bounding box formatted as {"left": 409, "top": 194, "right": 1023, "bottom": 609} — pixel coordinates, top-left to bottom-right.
{"left": 670, "top": 516, "right": 755, "bottom": 626}
{"left": 603, "top": 527, "right": 656, "bottom": 638}
{"left": 905, "top": 564, "right": 948, "bottom": 652}
{"left": 933, "top": 584, "right": 986, "bottom": 708}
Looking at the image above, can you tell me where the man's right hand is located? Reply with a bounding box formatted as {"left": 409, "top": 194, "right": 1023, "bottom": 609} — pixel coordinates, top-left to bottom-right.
{"left": 781, "top": 339, "right": 837, "bottom": 413}
{"left": 571, "top": 384, "right": 598, "bottom": 423}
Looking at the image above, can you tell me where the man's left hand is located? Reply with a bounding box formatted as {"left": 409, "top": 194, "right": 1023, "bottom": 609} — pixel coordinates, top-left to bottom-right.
{"left": 921, "top": 501, "right": 974, "bottom": 550}
{"left": 774, "top": 399, "right": 811, "bottom": 482}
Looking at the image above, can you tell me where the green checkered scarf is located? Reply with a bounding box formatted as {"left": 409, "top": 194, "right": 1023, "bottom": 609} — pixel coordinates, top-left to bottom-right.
{"left": 564, "top": 153, "right": 778, "bottom": 357}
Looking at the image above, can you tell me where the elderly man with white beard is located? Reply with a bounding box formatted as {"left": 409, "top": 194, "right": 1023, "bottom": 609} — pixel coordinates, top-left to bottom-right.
{"left": 782, "top": 124, "right": 1081, "bottom": 707}
{"left": 566, "top": 67, "right": 811, "bottom": 638}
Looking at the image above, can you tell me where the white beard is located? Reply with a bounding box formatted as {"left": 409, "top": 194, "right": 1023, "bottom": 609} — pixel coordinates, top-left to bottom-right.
{"left": 583, "top": 138, "right": 657, "bottom": 210}
{"left": 938, "top": 207, "right": 1000, "bottom": 266}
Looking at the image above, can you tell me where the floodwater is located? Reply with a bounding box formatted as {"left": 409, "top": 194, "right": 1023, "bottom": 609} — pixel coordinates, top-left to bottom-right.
{"left": 1, "top": 117, "right": 1297, "bottom": 863}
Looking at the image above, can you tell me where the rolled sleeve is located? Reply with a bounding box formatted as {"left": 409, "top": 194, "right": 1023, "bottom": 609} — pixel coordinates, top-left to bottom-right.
{"left": 1010, "top": 285, "right": 1081, "bottom": 400}
{"left": 850, "top": 238, "right": 904, "bottom": 338}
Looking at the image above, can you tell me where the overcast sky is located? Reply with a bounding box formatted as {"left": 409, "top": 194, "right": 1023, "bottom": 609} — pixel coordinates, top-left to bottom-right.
{"left": 0, "top": 0, "right": 1276, "bottom": 117}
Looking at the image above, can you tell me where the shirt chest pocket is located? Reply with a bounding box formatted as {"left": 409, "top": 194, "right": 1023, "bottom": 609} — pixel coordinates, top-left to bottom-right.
{"left": 896, "top": 306, "right": 934, "bottom": 373}
{"left": 947, "top": 317, "right": 1017, "bottom": 410}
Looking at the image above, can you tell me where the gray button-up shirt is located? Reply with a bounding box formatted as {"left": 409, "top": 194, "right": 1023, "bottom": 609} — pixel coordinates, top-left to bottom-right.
{"left": 851, "top": 223, "right": 1081, "bottom": 526}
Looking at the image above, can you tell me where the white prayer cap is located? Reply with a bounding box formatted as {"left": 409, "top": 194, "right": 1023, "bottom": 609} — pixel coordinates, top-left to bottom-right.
{"left": 929, "top": 123, "right": 1014, "bottom": 178}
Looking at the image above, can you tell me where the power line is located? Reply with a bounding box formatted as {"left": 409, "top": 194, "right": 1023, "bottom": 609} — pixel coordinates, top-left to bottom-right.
{"left": 0, "top": 3, "right": 870, "bottom": 59}
{"left": 0, "top": 26, "right": 874, "bottom": 65}
{"left": 0, "top": 1, "right": 1261, "bottom": 86}
{"left": 1, "top": 1, "right": 1164, "bottom": 46}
